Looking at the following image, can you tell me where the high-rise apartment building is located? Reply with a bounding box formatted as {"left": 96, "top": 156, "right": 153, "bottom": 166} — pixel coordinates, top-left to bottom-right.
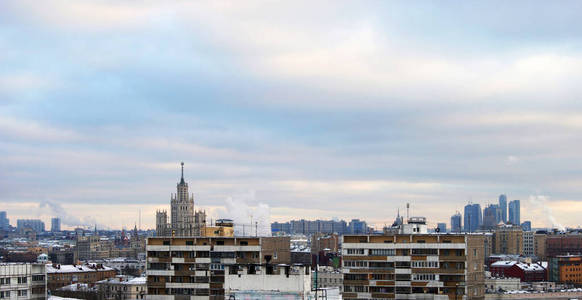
{"left": 16, "top": 219, "right": 44, "bottom": 234}
{"left": 156, "top": 162, "right": 206, "bottom": 237}
{"left": 50, "top": 218, "right": 61, "bottom": 232}
{"left": 146, "top": 236, "right": 310, "bottom": 299}
{"left": 499, "top": 194, "right": 507, "bottom": 223}
{"left": 272, "top": 219, "right": 349, "bottom": 235}
{"left": 508, "top": 200, "right": 520, "bottom": 225}
{"left": 0, "top": 211, "right": 9, "bottom": 231}
{"left": 0, "top": 263, "right": 47, "bottom": 300}
{"left": 464, "top": 203, "right": 482, "bottom": 232}
{"left": 450, "top": 212, "right": 462, "bottom": 233}
{"left": 341, "top": 229, "right": 485, "bottom": 299}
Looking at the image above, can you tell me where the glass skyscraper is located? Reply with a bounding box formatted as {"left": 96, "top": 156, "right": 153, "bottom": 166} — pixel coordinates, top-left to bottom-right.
{"left": 450, "top": 212, "right": 462, "bottom": 232}
{"left": 499, "top": 194, "right": 507, "bottom": 223}
{"left": 463, "top": 203, "right": 482, "bottom": 232}
{"left": 508, "top": 199, "right": 520, "bottom": 225}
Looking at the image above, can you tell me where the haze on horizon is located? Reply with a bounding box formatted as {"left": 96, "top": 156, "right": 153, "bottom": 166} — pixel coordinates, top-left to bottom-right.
{"left": 1, "top": 1, "right": 582, "bottom": 230}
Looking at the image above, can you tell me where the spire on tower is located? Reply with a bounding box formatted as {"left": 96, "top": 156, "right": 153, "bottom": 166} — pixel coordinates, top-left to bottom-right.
{"left": 180, "top": 161, "right": 185, "bottom": 184}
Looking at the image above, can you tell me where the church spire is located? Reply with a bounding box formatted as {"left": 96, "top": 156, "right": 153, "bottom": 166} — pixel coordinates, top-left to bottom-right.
{"left": 180, "top": 162, "right": 185, "bottom": 184}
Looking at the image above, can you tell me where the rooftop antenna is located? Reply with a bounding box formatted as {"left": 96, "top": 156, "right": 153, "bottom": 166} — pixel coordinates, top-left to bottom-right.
{"left": 406, "top": 203, "right": 410, "bottom": 221}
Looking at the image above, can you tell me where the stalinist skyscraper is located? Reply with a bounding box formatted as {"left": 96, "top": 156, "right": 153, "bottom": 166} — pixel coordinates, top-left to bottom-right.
{"left": 156, "top": 162, "right": 206, "bottom": 236}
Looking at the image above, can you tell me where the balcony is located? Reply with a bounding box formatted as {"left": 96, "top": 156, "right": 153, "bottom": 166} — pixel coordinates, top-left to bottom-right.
{"left": 439, "top": 256, "right": 466, "bottom": 262}
{"left": 343, "top": 280, "right": 369, "bottom": 285}
{"left": 438, "top": 268, "right": 465, "bottom": 274}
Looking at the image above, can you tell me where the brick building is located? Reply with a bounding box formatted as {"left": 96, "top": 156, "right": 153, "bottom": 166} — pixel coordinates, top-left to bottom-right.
{"left": 489, "top": 261, "right": 546, "bottom": 282}
{"left": 46, "top": 263, "right": 116, "bottom": 291}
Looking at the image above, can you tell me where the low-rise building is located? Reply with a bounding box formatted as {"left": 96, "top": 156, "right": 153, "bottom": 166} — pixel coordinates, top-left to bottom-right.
{"left": 224, "top": 264, "right": 311, "bottom": 299}
{"left": 46, "top": 263, "right": 116, "bottom": 292}
{"left": 201, "top": 219, "right": 234, "bottom": 237}
{"left": 548, "top": 255, "right": 582, "bottom": 284}
{"left": 489, "top": 261, "right": 546, "bottom": 282}
{"left": 313, "top": 267, "right": 343, "bottom": 292}
{"left": 96, "top": 276, "right": 147, "bottom": 299}
{"left": 484, "top": 276, "right": 520, "bottom": 293}
{"left": 100, "top": 258, "right": 146, "bottom": 276}
{"left": 0, "top": 263, "right": 46, "bottom": 300}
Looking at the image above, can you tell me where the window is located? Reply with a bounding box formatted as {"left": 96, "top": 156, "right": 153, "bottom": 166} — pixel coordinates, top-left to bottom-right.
{"left": 412, "top": 249, "right": 438, "bottom": 255}
{"left": 411, "top": 261, "right": 438, "bottom": 268}
{"left": 17, "top": 277, "right": 27, "bottom": 284}
{"left": 370, "top": 249, "right": 395, "bottom": 256}
{"left": 412, "top": 274, "right": 436, "bottom": 281}
{"left": 343, "top": 261, "right": 368, "bottom": 268}
{"left": 346, "top": 248, "right": 365, "bottom": 255}
{"left": 18, "top": 290, "right": 27, "bottom": 297}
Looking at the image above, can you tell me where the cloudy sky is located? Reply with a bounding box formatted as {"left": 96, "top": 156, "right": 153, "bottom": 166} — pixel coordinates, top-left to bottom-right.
{"left": 1, "top": 1, "right": 582, "bottom": 230}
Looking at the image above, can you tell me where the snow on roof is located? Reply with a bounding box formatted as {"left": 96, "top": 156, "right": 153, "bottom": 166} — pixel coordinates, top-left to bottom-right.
{"left": 515, "top": 262, "right": 545, "bottom": 272}
{"left": 58, "top": 283, "right": 92, "bottom": 291}
{"left": 46, "top": 264, "right": 114, "bottom": 273}
{"left": 126, "top": 277, "right": 146, "bottom": 285}
{"left": 491, "top": 261, "right": 517, "bottom": 267}
{"left": 96, "top": 276, "right": 146, "bottom": 285}
{"left": 491, "top": 261, "right": 545, "bottom": 272}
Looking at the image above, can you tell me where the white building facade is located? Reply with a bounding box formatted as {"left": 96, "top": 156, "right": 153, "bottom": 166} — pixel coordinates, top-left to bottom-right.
{"left": 0, "top": 263, "right": 46, "bottom": 300}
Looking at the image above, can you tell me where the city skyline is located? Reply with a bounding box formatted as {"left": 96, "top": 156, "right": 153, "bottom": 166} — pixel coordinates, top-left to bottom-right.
{"left": 2, "top": 1, "right": 582, "bottom": 229}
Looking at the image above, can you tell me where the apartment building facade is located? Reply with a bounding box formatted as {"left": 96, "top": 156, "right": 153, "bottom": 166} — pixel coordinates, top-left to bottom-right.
{"left": 341, "top": 233, "right": 485, "bottom": 299}
{"left": 145, "top": 236, "right": 302, "bottom": 299}
{"left": 492, "top": 225, "right": 523, "bottom": 255}
{"left": 0, "top": 263, "right": 46, "bottom": 300}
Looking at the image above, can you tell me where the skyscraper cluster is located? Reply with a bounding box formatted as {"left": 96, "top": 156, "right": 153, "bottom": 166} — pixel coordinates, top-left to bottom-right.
{"left": 452, "top": 194, "right": 524, "bottom": 232}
